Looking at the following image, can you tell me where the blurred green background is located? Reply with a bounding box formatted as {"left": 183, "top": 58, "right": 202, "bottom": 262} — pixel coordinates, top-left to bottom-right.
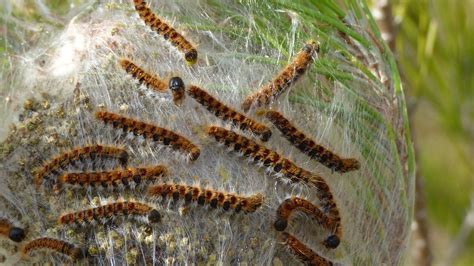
{"left": 1, "top": 0, "right": 473, "bottom": 265}
{"left": 383, "top": 0, "right": 474, "bottom": 265}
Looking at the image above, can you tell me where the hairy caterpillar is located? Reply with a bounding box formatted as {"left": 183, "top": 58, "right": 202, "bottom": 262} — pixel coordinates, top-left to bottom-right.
{"left": 119, "top": 58, "right": 167, "bottom": 92}
{"left": 169, "top": 76, "right": 186, "bottom": 106}
{"left": 21, "top": 237, "right": 87, "bottom": 261}
{"left": 132, "top": 0, "right": 198, "bottom": 65}
{"left": 58, "top": 201, "right": 161, "bottom": 227}
{"left": 280, "top": 232, "right": 333, "bottom": 266}
{"left": 58, "top": 165, "right": 168, "bottom": 190}
{"left": 274, "top": 197, "right": 341, "bottom": 249}
{"left": 95, "top": 110, "right": 200, "bottom": 161}
{"left": 188, "top": 85, "right": 272, "bottom": 141}
{"left": 262, "top": 110, "right": 360, "bottom": 173}
{"left": 147, "top": 183, "right": 264, "bottom": 213}
{"left": 205, "top": 126, "right": 340, "bottom": 223}
{"left": 0, "top": 217, "right": 26, "bottom": 242}
{"left": 34, "top": 145, "right": 129, "bottom": 189}
{"left": 241, "top": 40, "right": 319, "bottom": 111}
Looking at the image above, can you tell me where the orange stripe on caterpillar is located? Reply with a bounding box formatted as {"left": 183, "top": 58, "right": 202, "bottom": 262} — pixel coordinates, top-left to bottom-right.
{"left": 205, "top": 126, "right": 340, "bottom": 222}
{"left": 34, "top": 145, "right": 129, "bottom": 189}
{"left": 169, "top": 77, "right": 186, "bottom": 106}
{"left": 280, "top": 232, "right": 333, "bottom": 266}
{"left": 58, "top": 201, "right": 161, "bottom": 226}
{"left": 119, "top": 58, "right": 167, "bottom": 92}
{"left": 132, "top": 0, "right": 198, "bottom": 65}
{"left": 241, "top": 40, "right": 319, "bottom": 111}
{"left": 188, "top": 85, "right": 272, "bottom": 141}
{"left": 58, "top": 165, "right": 168, "bottom": 190}
{"left": 274, "top": 197, "right": 341, "bottom": 249}
{"left": 21, "top": 237, "right": 87, "bottom": 261}
{"left": 147, "top": 183, "right": 263, "bottom": 213}
{"left": 262, "top": 110, "right": 360, "bottom": 173}
{"left": 0, "top": 218, "right": 25, "bottom": 243}
{"left": 95, "top": 110, "right": 200, "bottom": 161}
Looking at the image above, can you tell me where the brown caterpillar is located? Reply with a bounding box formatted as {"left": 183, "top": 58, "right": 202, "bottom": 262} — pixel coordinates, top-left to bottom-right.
{"left": 169, "top": 76, "right": 186, "bottom": 106}
{"left": 205, "top": 126, "right": 340, "bottom": 222}
{"left": 34, "top": 145, "right": 129, "bottom": 189}
{"left": 58, "top": 201, "right": 161, "bottom": 226}
{"left": 58, "top": 165, "right": 168, "bottom": 190}
{"left": 274, "top": 197, "right": 341, "bottom": 249}
{"left": 119, "top": 58, "right": 167, "bottom": 92}
{"left": 280, "top": 232, "right": 333, "bottom": 266}
{"left": 147, "top": 183, "right": 263, "bottom": 213}
{"left": 262, "top": 110, "right": 360, "bottom": 173}
{"left": 0, "top": 218, "right": 26, "bottom": 242}
{"left": 188, "top": 85, "right": 272, "bottom": 141}
{"left": 241, "top": 40, "right": 319, "bottom": 111}
{"left": 95, "top": 110, "right": 200, "bottom": 161}
{"left": 133, "top": 0, "right": 198, "bottom": 65}
{"left": 21, "top": 237, "right": 87, "bottom": 261}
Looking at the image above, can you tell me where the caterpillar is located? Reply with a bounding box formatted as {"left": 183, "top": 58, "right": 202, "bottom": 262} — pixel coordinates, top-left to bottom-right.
{"left": 241, "top": 40, "right": 319, "bottom": 111}
{"left": 58, "top": 165, "right": 168, "bottom": 190}
{"left": 280, "top": 232, "right": 333, "bottom": 266}
{"left": 147, "top": 183, "right": 264, "bottom": 213}
{"left": 132, "top": 0, "right": 198, "bottom": 65}
{"left": 274, "top": 197, "right": 341, "bottom": 249}
{"left": 95, "top": 110, "right": 200, "bottom": 161}
{"left": 262, "top": 110, "right": 360, "bottom": 173}
{"left": 119, "top": 58, "right": 167, "bottom": 92}
{"left": 205, "top": 126, "right": 340, "bottom": 223}
{"left": 34, "top": 145, "right": 129, "bottom": 189}
{"left": 58, "top": 201, "right": 161, "bottom": 227}
{"left": 188, "top": 85, "right": 272, "bottom": 141}
{"left": 21, "top": 237, "right": 87, "bottom": 261}
{"left": 169, "top": 76, "right": 186, "bottom": 106}
{"left": 0, "top": 218, "right": 26, "bottom": 242}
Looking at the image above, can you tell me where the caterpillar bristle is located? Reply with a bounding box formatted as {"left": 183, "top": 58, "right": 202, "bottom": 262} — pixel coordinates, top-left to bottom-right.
{"left": 241, "top": 40, "right": 319, "bottom": 111}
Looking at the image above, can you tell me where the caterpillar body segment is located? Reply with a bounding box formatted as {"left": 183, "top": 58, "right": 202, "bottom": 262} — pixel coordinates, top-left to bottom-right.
{"left": 263, "top": 110, "right": 360, "bottom": 173}
{"left": 0, "top": 218, "right": 26, "bottom": 242}
{"left": 21, "top": 237, "right": 87, "bottom": 261}
{"left": 34, "top": 145, "right": 129, "bottom": 189}
{"left": 147, "top": 183, "right": 264, "bottom": 213}
{"left": 206, "top": 126, "right": 319, "bottom": 185}
{"left": 280, "top": 232, "right": 334, "bottom": 266}
{"left": 58, "top": 201, "right": 161, "bottom": 227}
{"left": 274, "top": 197, "right": 341, "bottom": 249}
{"left": 188, "top": 85, "right": 272, "bottom": 141}
{"left": 205, "top": 126, "right": 340, "bottom": 226}
{"left": 58, "top": 165, "right": 168, "bottom": 190}
{"left": 119, "top": 59, "right": 167, "bottom": 92}
{"left": 132, "top": 0, "right": 198, "bottom": 65}
{"left": 95, "top": 110, "right": 200, "bottom": 161}
{"left": 241, "top": 40, "right": 319, "bottom": 111}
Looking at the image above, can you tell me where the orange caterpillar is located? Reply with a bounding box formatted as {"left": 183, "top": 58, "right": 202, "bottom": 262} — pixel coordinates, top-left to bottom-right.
{"left": 58, "top": 165, "right": 168, "bottom": 190}
{"left": 58, "top": 201, "right": 161, "bottom": 226}
{"left": 34, "top": 145, "right": 129, "bottom": 189}
{"left": 169, "top": 76, "right": 186, "bottom": 106}
{"left": 133, "top": 0, "right": 198, "bottom": 65}
{"left": 280, "top": 232, "right": 333, "bottom": 266}
{"left": 274, "top": 197, "right": 341, "bottom": 249}
{"left": 188, "top": 85, "right": 272, "bottom": 141}
{"left": 21, "top": 237, "right": 87, "bottom": 261}
{"left": 95, "top": 110, "right": 200, "bottom": 161}
{"left": 147, "top": 183, "right": 263, "bottom": 213}
{"left": 263, "top": 110, "right": 360, "bottom": 173}
{"left": 241, "top": 40, "right": 319, "bottom": 111}
{"left": 0, "top": 218, "right": 25, "bottom": 242}
{"left": 119, "top": 58, "right": 167, "bottom": 92}
{"left": 206, "top": 126, "right": 340, "bottom": 221}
